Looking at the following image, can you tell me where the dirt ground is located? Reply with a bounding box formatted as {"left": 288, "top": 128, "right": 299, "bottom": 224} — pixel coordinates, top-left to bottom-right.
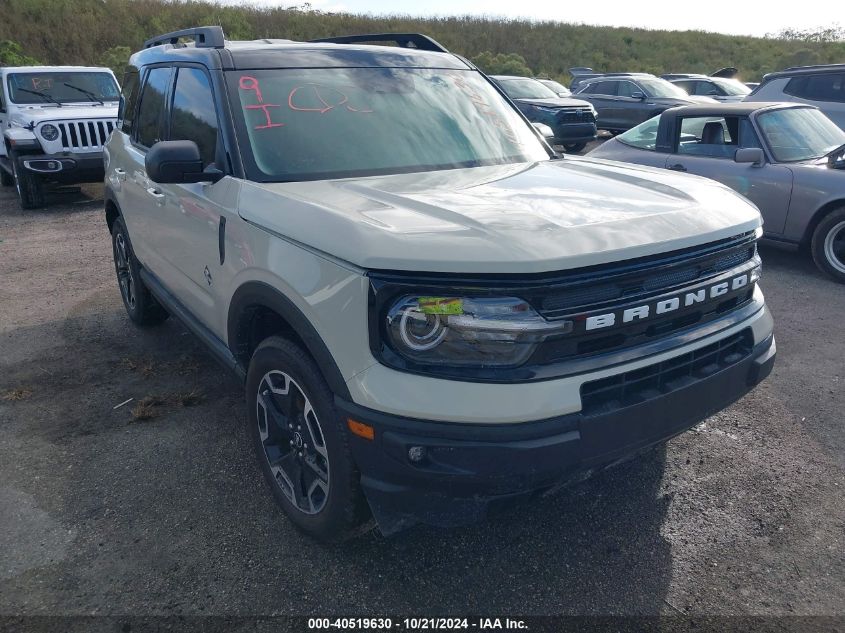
{"left": 0, "top": 172, "right": 843, "bottom": 620}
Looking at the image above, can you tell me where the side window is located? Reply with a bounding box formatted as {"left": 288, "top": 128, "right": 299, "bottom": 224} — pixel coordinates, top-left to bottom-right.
{"left": 592, "top": 81, "right": 618, "bottom": 96}
{"left": 696, "top": 81, "right": 722, "bottom": 97}
{"left": 617, "top": 116, "right": 660, "bottom": 150}
{"left": 617, "top": 81, "right": 638, "bottom": 97}
{"left": 738, "top": 118, "right": 763, "bottom": 150}
{"left": 135, "top": 67, "right": 172, "bottom": 148}
{"left": 674, "top": 80, "right": 694, "bottom": 94}
{"left": 119, "top": 70, "right": 140, "bottom": 135}
{"left": 170, "top": 67, "right": 219, "bottom": 168}
{"left": 785, "top": 74, "right": 845, "bottom": 102}
{"left": 677, "top": 116, "right": 736, "bottom": 158}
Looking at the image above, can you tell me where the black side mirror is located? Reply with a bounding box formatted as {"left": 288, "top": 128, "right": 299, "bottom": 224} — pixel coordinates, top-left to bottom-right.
{"left": 145, "top": 140, "right": 223, "bottom": 184}
{"left": 631, "top": 91, "right": 646, "bottom": 100}
{"left": 735, "top": 147, "right": 764, "bottom": 166}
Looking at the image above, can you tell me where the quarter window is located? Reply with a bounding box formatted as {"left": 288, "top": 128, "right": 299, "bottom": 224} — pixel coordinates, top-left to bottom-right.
{"left": 135, "top": 67, "right": 171, "bottom": 148}
{"left": 119, "top": 70, "right": 140, "bottom": 135}
{"left": 591, "top": 81, "right": 618, "bottom": 96}
{"left": 170, "top": 68, "right": 219, "bottom": 167}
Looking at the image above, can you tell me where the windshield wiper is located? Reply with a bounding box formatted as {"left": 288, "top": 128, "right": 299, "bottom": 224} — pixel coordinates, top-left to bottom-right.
{"left": 63, "top": 82, "right": 104, "bottom": 105}
{"left": 15, "top": 87, "right": 62, "bottom": 107}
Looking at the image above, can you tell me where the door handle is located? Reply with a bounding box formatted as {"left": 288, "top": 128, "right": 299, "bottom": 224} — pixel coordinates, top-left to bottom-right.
{"left": 146, "top": 187, "right": 165, "bottom": 206}
{"left": 667, "top": 163, "right": 687, "bottom": 172}
{"left": 113, "top": 167, "right": 126, "bottom": 182}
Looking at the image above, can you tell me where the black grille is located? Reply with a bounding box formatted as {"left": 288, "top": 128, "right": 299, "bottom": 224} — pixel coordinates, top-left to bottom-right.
{"left": 557, "top": 108, "right": 596, "bottom": 124}
{"left": 580, "top": 329, "right": 754, "bottom": 415}
{"left": 540, "top": 239, "right": 756, "bottom": 317}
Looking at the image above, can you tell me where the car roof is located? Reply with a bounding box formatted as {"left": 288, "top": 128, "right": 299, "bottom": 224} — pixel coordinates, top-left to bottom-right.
{"left": 762, "top": 63, "right": 845, "bottom": 82}
{"left": 131, "top": 28, "right": 471, "bottom": 71}
{"left": 1, "top": 66, "right": 114, "bottom": 73}
{"left": 665, "top": 74, "right": 709, "bottom": 80}
{"left": 579, "top": 73, "right": 655, "bottom": 82}
{"left": 662, "top": 102, "right": 813, "bottom": 117}
{"left": 490, "top": 75, "right": 538, "bottom": 81}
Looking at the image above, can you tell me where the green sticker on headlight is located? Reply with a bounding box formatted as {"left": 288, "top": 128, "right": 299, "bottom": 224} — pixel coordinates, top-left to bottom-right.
{"left": 418, "top": 297, "right": 463, "bottom": 315}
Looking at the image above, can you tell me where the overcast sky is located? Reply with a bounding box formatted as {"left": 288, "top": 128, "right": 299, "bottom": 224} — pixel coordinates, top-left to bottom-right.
{"left": 236, "top": 0, "right": 840, "bottom": 38}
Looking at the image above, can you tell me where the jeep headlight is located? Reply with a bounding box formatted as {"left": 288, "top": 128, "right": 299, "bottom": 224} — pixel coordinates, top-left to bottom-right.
{"left": 40, "top": 124, "right": 60, "bottom": 142}
{"left": 385, "top": 296, "right": 572, "bottom": 368}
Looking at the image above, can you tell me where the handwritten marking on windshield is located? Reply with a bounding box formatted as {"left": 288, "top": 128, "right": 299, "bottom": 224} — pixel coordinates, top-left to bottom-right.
{"left": 239, "top": 76, "right": 285, "bottom": 130}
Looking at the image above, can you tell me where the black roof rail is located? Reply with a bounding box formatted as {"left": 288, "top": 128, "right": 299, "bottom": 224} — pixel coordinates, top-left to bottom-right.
{"left": 144, "top": 26, "right": 225, "bottom": 50}
{"left": 308, "top": 33, "right": 449, "bottom": 53}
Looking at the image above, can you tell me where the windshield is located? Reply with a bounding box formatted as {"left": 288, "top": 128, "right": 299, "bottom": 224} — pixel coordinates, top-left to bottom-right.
{"left": 712, "top": 78, "right": 751, "bottom": 96}
{"left": 497, "top": 78, "right": 559, "bottom": 100}
{"left": 617, "top": 115, "right": 660, "bottom": 150}
{"left": 757, "top": 107, "right": 845, "bottom": 162}
{"left": 538, "top": 79, "right": 571, "bottom": 96}
{"left": 7, "top": 71, "right": 119, "bottom": 104}
{"left": 638, "top": 78, "right": 690, "bottom": 98}
{"left": 228, "top": 68, "right": 550, "bottom": 182}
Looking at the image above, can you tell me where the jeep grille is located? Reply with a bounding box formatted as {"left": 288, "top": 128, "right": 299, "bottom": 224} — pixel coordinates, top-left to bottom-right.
{"left": 57, "top": 119, "right": 117, "bottom": 152}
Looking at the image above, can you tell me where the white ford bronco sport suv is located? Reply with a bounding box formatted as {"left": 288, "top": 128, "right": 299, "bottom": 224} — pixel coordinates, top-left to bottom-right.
{"left": 105, "top": 27, "right": 776, "bottom": 539}
{"left": 0, "top": 65, "right": 119, "bottom": 209}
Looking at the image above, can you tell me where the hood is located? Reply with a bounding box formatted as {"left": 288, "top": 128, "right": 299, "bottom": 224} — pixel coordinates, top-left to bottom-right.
{"left": 11, "top": 104, "right": 119, "bottom": 124}
{"left": 515, "top": 97, "right": 594, "bottom": 109}
{"left": 239, "top": 158, "right": 762, "bottom": 274}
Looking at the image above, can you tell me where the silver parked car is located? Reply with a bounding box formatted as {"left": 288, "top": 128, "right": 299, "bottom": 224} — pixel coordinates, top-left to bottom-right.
{"left": 666, "top": 75, "right": 752, "bottom": 103}
{"left": 745, "top": 64, "right": 845, "bottom": 131}
{"left": 588, "top": 102, "right": 845, "bottom": 282}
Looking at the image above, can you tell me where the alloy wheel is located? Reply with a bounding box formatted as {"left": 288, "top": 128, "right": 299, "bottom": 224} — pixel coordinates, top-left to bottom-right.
{"left": 824, "top": 220, "right": 845, "bottom": 275}
{"left": 256, "top": 370, "right": 330, "bottom": 515}
{"left": 114, "top": 232, "right": 136, "bottom": 309}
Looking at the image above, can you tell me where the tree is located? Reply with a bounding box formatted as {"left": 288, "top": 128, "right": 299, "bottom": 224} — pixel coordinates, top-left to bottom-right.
{"left": 97, "top": 46, "right": 132, "bottom": 78}
{"left": 0, "top": 40, "right": 39, "bottom": 66}
{"left": 471, "top": 51, "right": 533, "bottom": 76}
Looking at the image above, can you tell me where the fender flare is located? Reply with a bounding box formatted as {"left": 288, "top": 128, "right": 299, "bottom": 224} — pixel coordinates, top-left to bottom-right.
{"left": 228, "top": 281, "right": 351, "bottom": 400}
{"left": 4, "top": 127, "right": 40, "bottom": 153}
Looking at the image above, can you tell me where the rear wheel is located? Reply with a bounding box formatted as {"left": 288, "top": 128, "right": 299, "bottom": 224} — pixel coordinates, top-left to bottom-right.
{"left": 811, "top": 207, "right": 845, "bottom": 283}
{"left": 111, "top": 216, "right": 168, "bottom": 325}
{"left": 11, "top": 153, "right": 44, "bottom": 209}
{"left": 563, "top": 142, "right": 587, "bottom": 153}
{"left": 247, "top": 336, "right": 368, "bottom": 541}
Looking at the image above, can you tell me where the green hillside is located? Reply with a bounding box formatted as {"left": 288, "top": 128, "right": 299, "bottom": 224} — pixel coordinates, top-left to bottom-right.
{"left": 1, "top": 0, "right": 843, "bottom": 82}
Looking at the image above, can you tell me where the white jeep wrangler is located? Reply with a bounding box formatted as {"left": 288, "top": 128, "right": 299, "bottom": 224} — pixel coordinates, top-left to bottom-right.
{"left": 105, "top": 27, "right": 776, "bottom": 540}
{"left": 0, "top": 65, "right": 119, "bottom": 208}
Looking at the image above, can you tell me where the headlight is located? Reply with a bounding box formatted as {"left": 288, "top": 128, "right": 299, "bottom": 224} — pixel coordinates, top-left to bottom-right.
{"left": 385, "top": 296, "right": 572, "bottom": 368}
{"left": 40, "top": 124, "right": 59, "bottom": 141}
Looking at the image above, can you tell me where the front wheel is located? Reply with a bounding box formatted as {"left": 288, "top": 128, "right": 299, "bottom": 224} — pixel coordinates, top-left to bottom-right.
{"left": 562, "top": 142, "right": 587, "bottom": 153}
{"left": 247, "top": 336, "right": 368, "bottom": 541}
{"left": 11, "top": 154, "right": 44, "bottom": 209}
{"left": 811, "top": 207, "right": 845, "bottom": 283}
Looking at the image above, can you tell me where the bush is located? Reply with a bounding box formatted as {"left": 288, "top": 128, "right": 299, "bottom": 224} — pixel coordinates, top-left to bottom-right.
{"left": 0, "top": 40, "right": 39, "bottom": 66}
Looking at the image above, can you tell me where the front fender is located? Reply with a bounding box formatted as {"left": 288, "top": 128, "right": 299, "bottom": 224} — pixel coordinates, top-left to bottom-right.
{"left": 3, "top": 127, "right": 41, "bottom": 153}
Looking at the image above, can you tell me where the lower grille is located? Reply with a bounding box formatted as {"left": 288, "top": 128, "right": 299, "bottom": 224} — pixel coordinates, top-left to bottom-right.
{"left": 580, "top": 329, "right": 754, "bottom": 416}
{"left": 57, "top": 119, "right": 117, "bottom": 152}
{"left": 557, "top": 109, "right": 596, "bottom": 124}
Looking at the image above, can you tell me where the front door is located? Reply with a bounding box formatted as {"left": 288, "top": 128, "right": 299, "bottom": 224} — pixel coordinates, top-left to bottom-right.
{"left": 664, "top": 114, "right": 793, "bottom": 234}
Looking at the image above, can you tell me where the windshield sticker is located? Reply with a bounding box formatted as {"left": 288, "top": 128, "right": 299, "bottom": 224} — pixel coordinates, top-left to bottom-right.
{"left": 32, "top": 77, "right": 53, "bottom": 90}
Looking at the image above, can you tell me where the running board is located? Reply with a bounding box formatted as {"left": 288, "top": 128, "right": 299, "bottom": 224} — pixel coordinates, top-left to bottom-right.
{"left": 139, "top": 268, "right": 247, "bottom": 383}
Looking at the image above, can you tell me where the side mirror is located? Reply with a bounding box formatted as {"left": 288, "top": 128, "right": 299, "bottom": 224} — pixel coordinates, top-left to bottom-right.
{"left": 532, "top": 122, "right": 556, "bottom": 141}
{"left": 631, "top": 91, "right": 646, "bottom": 100}
{"left": 145, "top": 140, "right": 223, "bottom": 184}
{"left": 735, "top": 147, "right": 764, "bottom": 166}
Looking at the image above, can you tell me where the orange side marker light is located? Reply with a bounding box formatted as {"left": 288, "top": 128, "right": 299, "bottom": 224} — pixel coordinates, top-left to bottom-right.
{"left": 347, "top": 419, "right": 374, "bottom": 441}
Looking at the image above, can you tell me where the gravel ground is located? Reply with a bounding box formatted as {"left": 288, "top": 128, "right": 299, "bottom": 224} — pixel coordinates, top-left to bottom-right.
{"left": 0, "top": 167, "right": 843, "bottom": 620}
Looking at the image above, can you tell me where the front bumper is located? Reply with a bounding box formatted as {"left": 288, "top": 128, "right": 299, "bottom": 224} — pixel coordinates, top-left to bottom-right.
{"left": 339, "top": 329, "right": 775, "bottom": 534}
{"left": 20, "top": 152, "right": 104, "bottom": 183}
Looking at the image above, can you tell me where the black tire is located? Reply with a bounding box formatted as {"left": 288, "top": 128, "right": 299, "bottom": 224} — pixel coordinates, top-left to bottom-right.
{"left": 247, "top": 336, "right": 368, "bottom": 541}
{"left": 11, "top": 153, "right": 45, "bottom": 209}
{"left": 110, "top": 216, "right": 169, "bottom": 325}
{"left": 562, "top": 142, "right": 587, "bottom": 153}
{"left": 0, "top": 162, "right": 13, "bottom": 187}
{"left": 811, "top": 207, "right": 845, "bottom": 283}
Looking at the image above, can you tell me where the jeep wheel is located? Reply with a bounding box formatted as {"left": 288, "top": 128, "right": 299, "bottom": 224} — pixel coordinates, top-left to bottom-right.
{"left": 563, "top": 142, "right": 587, "bottom": 154}
{"left": 247, "top": 336, "right": 367, "bottom": 541}
{"left": 811, "top": 207, "right": 845, "bottom": 283}
{"left": 11, "top": 154, "right": 45, "bottom": 209}
{"left": 111, "top": 216, "right": 169, "bottom": 325}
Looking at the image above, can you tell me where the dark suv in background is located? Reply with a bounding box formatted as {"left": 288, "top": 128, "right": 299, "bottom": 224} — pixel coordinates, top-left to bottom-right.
{"left": 573, "top": 73, "right": 712, "bottom": 133}
{"left": 491, "top": 75, "right": 597, "bottom": 152}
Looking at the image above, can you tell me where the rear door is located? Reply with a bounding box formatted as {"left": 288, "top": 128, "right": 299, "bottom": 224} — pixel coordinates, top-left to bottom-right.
{"left": 664, "top": 114, "right": 793, "bottom": 234}
{"left": 584, "top": 81, "right": 621, "bottom": 130}
{"left": 0, "top": 76, "right": 7, "bottom": 158}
